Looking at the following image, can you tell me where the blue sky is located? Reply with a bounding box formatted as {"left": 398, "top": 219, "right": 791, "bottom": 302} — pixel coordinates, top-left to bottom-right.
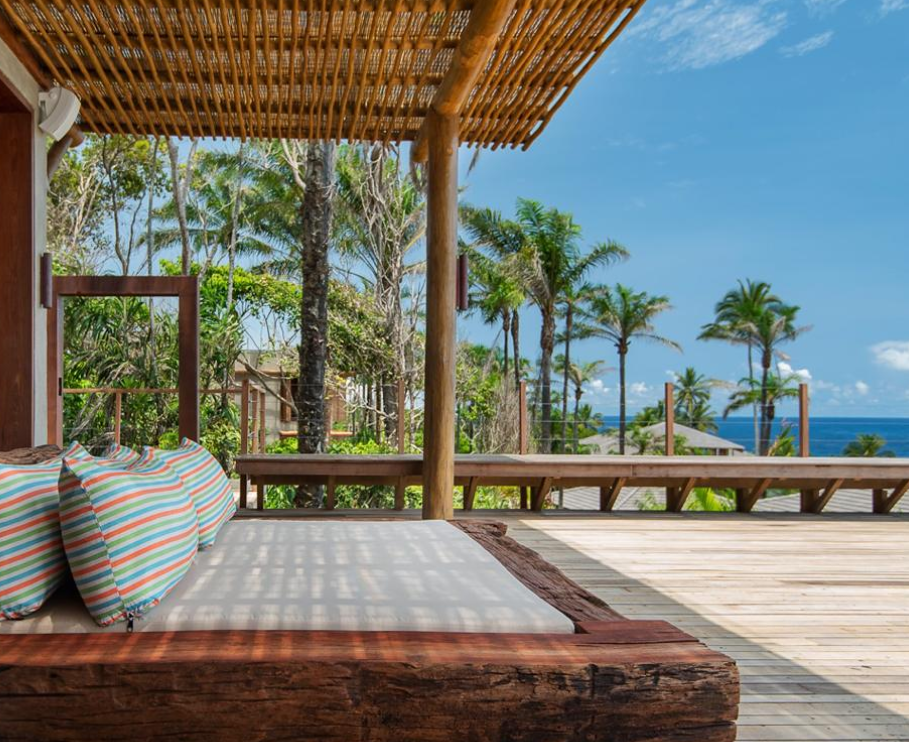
{"left": 451, "top": 0, "right": 909, "bottom": 417}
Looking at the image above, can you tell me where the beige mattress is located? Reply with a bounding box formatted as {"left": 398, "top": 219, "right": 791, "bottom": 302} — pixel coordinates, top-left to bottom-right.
{"left": 1, "top": 520, "right": 574, "bottom": 634}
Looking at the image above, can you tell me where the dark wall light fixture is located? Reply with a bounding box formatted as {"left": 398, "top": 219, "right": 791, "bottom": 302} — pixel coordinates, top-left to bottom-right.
{"left": 456, "top": 252, "right": 469, "bottom": 312}
{"left": 40, "top": 252, "right": 53, "bottom": 308}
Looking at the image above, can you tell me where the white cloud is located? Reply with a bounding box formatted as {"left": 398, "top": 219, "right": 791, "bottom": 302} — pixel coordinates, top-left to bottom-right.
{"left": 804, "top": 0, "right": 846, "bottom": 12}
{"left": 629, "top": 0, "right": 788, "bottom": 71}
{"left": 629, "top": 382, "right": 651, "bottom": 396}
{"left": 855, "top": 380, "right": 870, "bottom": 396}
{"left": 585, "top": 378, "right": 612, "bottom": 397}
{"left": 778, "top": 361, "right": 812, "bottom": 381}
{"left": 881, "top": 0, "right": 909, "bottom": 14}
{"left": 871, "top": 341, "right": 909, "bottom": 371}
{"left": 781, "top": 30, "right": 834, "bottom": 57}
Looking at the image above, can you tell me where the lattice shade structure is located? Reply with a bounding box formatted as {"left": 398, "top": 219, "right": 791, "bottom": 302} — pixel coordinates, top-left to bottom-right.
{"left": 0, "top": 0, "right": 645, "bottom": 147}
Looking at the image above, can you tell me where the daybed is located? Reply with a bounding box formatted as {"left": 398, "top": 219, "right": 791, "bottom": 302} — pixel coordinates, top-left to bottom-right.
{"left": 0, "top": 447, "right": 738, "bottom": 742}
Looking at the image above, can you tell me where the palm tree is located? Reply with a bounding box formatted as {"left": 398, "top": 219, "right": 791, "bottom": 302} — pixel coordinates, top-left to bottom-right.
{"left": 701, "top": 281, "right": 808, "bottom": 454}
{"left": 673, "top": 367, "right": 718, "bottom": 432}
{"left": 584, "top": 285, "right": 680, "bottom": 454}
{"left": 699, "top": 280, "right": 783, "bottom": 451}
{"left": 723, "top": 373, "right": 800, "bottom": 447}
{"left": 511, "top": 200, "right": 626, "bottom": 452}
{"left": 460, "top": 205, "right": 527, "bottom": 389}
{"left": 842, "top": 433, "right": 896, "bottom": 458}
{"left": 462, "top": 200, "right": 626, "bottom": 452}
{"left": 467, "top": 246, "right": 525, "bottom": 380}
{"left": 559, "top": 359, "right": 608, "bottom": 452}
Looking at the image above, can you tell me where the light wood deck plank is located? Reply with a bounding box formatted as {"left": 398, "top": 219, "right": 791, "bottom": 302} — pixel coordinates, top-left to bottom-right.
{"left": 498, "top": 513, "right": 909, "bottom": 742}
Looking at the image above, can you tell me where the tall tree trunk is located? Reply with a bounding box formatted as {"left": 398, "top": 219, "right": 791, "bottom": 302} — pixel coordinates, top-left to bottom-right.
{"left": 573, "top": 390, "right": 581, "bottom": 454}
{"left": 618, "top": 346, "right": 627, "bottom": 455}
{"left": 511, "top": 308, "right": 521, "bottom": 388}
{"left": 296, "top": 142, "right": 335, "bottom": 507}
{"left": 748, "top": 341, "right": 758, "bottom": 454}
{"left": 501, "top": 310, "right": 510, "bottom": 380}
{"left": 167, "top": 138, "right": 197, "bottom": 275}
{"left": 539, "top": 310, "right": 556, "bottom": 453}
{"left": 759, "top": 349, "right": 771, "bottom": 455}
{"left": 560, "top": 305, "right": 572, "bottom": 453}
{"left": 146, "top": 137, "right": 164, "bottom": 439}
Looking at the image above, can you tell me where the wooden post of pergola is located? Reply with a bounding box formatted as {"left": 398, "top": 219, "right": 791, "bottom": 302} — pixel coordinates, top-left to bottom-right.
{"left": 416, "top": 0, "right": 517, "bottom": 520}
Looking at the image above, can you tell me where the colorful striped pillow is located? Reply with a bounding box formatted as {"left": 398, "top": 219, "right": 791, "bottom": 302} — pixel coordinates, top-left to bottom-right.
{"left": 58, "top": 454, "right": 199, "bottom": 627}
{"left": 144, "top": 439, "right": 236, "bottom": 549}
{"left": 0, "top": 459, "right": 67, "bottom": 620}
{"left": 103, "top": 443, "right": 143, "bottom": 466}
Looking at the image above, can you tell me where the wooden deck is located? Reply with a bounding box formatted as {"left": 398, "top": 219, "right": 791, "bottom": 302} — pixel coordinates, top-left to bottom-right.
{"left": 236, "top": 454, "right": 909, "bottom": 514}
{"left": 491, "top": 512, "right": 909, "bottom": 742}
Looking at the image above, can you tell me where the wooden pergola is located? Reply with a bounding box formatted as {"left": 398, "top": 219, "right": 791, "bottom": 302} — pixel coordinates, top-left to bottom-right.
{"left": 0, "top": 0, "right": 647, "bottom": 519}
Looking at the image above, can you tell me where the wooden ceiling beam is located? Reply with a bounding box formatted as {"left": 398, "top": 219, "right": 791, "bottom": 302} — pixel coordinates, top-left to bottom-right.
{"left": 411, "top": 0, "right": 517, "bottom": 162}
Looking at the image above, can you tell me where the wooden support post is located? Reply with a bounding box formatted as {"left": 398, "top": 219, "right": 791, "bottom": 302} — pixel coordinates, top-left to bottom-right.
{"left": 531, "top": 477, "right": 553, "bottom": 512}
{"left": 873, "top": 480, "right": 909, "bottom": 515}
{"left": 239, "top": 379, "right": 250, "bottom": 510}
{"left": 259, "top": 390, "right": 267, "bottom": 453}
{"left": 518, "top": 380, "right": 528, "bottom": 454}
{"left": 255, "top": 477, "right": 265, "bottom": 511}
{"left": 599, "top": 478, "right": 626, "bottom": 512}
{"left": 737, "top": 478, "right": 772, "bottom": 513}
{"left": 799, "top": 383, "right": 810, "bottom": 457}
{"left": 666, "top": 478, "right": 696, "bottom": 513}
{"left": 394, "top": 478, "right": 406, "bottom": 511}
{"left": 0, "top": 107, "right": 35, "bottom": 450}
{"left": 520, "top": 487, "right": 529, "bottom": 510}
{"left": 807, "top": 479, "right": 841, "bottom": 514}
{"left": 113, "top": 391, "right": 122, "bottom": 444}
{"left": 463, "top": 477, "right": 479, "bottom": 511}
{"left": 664, "top": 383, "right": 674, "bottom": 456}
{"left": 251, "top": 391, "right": 259, "bottom": 453}
{"left": 800, "top": 489, "right": 819, "bottom": 513}
{"left": 326, "top": 476, "right": 336, "bottom": 511}
{"left": 177, "top": 279, "right": 200, "bottom": 442}
{"left": 397, "top": 378, "right": 406, "bottom": 453}
{"left": 421, "top": 109, "right": 459, "bottom": 521}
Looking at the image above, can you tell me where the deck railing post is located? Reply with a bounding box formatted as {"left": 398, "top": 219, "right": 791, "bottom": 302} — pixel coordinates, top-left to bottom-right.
{"left": 113, "top": 391, "right": 122, "bottom": 444}
{"left": 259, "top": 389, "right": 267, "bottom": 453}
{"left": 664, "top": 383, "right": 674, "bottom": 457}
{"left": 239, "top": 379, "right": 250, "bottom": 510}
{"left": 799, "top": 383, "right": 810, "bottom": 457}
{"left": 397, "top": 378, "right": 406, "bottom": 454}
{"left": 518, "top": 380, "right": 528, "bottom": 454}
{"left": 251, "top": 389, "right": 259, "bottom": 454}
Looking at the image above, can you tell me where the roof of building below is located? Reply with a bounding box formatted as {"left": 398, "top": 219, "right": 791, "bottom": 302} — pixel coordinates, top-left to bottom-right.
{"left": 584, "top": 422, "right": 746, "bottom": 454}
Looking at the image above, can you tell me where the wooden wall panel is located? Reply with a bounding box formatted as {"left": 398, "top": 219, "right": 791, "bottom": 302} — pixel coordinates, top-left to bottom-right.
{"left": 0, "top": 85, "right": 35, "bottom": 450}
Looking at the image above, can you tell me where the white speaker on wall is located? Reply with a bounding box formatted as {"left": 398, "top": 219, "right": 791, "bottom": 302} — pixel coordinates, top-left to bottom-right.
{"left": 38, "top": 86, "right": 80, "bottom": 140}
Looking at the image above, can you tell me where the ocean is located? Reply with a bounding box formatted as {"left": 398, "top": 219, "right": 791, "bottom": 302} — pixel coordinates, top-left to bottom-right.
{"left": 598, "top": 416, "right": 909, "bottom": 457}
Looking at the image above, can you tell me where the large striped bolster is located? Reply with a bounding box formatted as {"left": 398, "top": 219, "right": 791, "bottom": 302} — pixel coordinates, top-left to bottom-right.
{"left": 0, "top": 461, "right": 66, "bottom": 620}
{"left": 144, "top": 439, "right": 237, "bottom": 549}
{"left": 103, "top": 443, "right": 143, "bottom": 466}
{"left": 59, "top": 455, "right": 200, "bottom": 627}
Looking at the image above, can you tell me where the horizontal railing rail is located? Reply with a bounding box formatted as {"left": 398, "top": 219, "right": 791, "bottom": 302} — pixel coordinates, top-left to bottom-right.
{"left": 235, "top": 453, "right": 909, "bottom": 515}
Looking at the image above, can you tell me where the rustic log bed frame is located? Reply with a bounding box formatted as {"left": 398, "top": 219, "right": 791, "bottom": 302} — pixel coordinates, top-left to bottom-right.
{"left": 0, "top": 509, "right": 739, "bottom": 741}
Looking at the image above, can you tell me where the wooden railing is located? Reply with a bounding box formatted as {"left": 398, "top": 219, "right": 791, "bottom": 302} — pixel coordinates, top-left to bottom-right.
{"left": 234, "top": 453, "right": 909, "bottom": 515}
{"left": 62, "top": 382, "right": 268, "bottom": 450}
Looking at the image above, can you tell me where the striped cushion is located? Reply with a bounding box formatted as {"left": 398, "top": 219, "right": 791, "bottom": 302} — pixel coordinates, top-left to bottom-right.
{"left": 144, "top": 439, "right": 236, "bottom": 549}
{"left": 103, "top": 443, "right": 142, "bottom": 466}
{"left": 59, "top": 454, "right": 199, "bottom": 627}
{"left": 0, "top": 459, "right": 67, "bottom": 620}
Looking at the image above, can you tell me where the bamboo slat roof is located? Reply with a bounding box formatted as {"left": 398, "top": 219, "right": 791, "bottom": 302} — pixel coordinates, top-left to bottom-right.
{"left": 0, "top": 0, "right": 645, "bottom": 147}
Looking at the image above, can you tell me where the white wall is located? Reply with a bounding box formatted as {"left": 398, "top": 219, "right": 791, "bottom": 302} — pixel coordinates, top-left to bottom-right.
{"left": 0, "top": 36, "right": 49, "bottom": 443}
